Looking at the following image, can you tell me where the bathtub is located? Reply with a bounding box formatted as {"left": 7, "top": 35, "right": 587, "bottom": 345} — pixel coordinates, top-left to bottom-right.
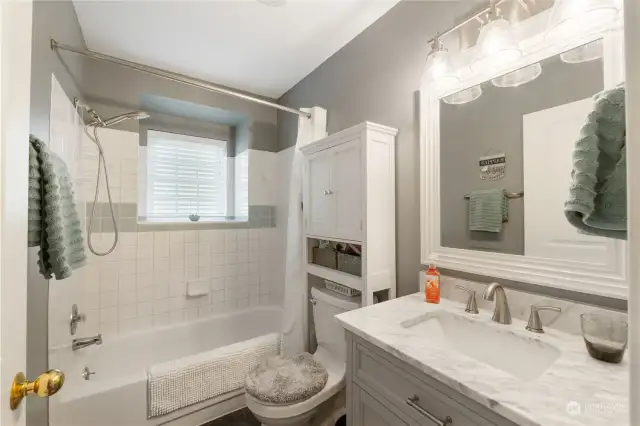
{"left": 50, "top": 306, "right": 281, "bottom": 426}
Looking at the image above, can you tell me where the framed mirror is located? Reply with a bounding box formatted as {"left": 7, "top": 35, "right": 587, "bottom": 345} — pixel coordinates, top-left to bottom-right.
{"left": 420, "top": 12, "right": 626, "bottom": 299}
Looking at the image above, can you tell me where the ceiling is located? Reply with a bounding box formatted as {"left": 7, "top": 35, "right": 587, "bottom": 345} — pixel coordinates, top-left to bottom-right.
{"left": 73, "top": 0, "right": 402, "bottom": 99}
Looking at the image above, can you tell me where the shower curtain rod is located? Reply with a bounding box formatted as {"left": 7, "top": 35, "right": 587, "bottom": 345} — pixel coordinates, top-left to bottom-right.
{"left": 50, "top": 39, "right": 312, "bottom": 119}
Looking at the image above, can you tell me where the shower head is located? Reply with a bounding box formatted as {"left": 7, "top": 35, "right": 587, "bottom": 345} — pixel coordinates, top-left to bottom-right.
{"left": 101, "top": 111, "right": 150, "bottom": 127}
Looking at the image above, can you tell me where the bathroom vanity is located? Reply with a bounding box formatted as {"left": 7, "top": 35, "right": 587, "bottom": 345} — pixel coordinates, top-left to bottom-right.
{"left": 336, "top": 294, "right": 628, "bottom": 426}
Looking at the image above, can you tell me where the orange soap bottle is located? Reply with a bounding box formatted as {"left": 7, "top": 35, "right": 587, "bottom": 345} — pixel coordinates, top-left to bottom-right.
{"left": 425, "top": 264, "right": 440, "bottom": 304}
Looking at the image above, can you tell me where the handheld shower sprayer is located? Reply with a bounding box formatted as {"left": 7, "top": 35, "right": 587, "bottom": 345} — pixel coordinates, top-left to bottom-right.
{"left": 81, "top": 106, "right": 149, "bottom": 256}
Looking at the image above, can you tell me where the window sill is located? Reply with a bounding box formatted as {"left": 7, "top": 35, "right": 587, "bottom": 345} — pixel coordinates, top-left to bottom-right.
{"left": 137, "top": 217, "right": 248, "bottom": 225}
{"left": 136, "top": 216, "right": 250, "bottom": 231}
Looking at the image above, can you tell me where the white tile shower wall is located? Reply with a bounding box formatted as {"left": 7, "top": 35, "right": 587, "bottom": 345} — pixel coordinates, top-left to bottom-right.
{"left": 48, "top": 127, "right": 284, "bottom": 348}
{"left": 47, "top": 76, "right": 87, "bottom": 349}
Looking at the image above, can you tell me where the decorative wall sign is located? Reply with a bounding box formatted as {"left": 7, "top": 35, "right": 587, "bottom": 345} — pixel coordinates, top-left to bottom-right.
{"left": 479, "top": 153, "right": 506, "bottom": 180}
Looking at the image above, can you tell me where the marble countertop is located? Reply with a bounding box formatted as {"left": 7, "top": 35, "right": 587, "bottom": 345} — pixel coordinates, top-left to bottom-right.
{"left": 336, "top": 294, "right": 628, "bottom": 426}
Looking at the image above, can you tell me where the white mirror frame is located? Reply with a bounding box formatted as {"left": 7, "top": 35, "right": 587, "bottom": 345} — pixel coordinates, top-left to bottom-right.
{"left": 420, "top": 10, "right": 627, "bottom": 299}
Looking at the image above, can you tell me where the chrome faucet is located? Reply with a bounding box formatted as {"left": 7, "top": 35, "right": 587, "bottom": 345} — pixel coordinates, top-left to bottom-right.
{"left": 72, "top": 334, "right": 102, "bottom": 351}
{"left": 482, "top": 283, "right": 511, "bottom": 325}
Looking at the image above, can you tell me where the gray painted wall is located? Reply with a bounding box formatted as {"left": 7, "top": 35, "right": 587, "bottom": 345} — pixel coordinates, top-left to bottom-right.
{"left": 29, "top": 1, "right": 87, "bottom": 425}
{"left": 278, "top": 0, "right": 475, "bottom": 298}
{"left": 277, "top": 0, "right": 620, "bottom": 309}
{"left": 80, "top": 56, "right": 279, "bottom": 152}
{"left": 440, "top": 55, "right": 604, "bottom": 255}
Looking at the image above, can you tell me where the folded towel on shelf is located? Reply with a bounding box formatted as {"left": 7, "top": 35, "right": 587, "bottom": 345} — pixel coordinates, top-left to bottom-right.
{"left": 468, "top": 189, "right": 508, "bottom": 233}
{"left": 28, "top": 135, "right": 86, "bottom": 280}
{"left": 565, "top": 86, "right": 627, "bottom": 240}
{"left": 147, "top": 332, "right": 281, "bottom": 418}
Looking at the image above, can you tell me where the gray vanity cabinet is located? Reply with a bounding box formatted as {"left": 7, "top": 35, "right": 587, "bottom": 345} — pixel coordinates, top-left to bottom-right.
{"left": 352, "top": 386, "right": 410, "bottom": 426}
{"left": 346, "top": 332, "right": 519, "bottom": 426}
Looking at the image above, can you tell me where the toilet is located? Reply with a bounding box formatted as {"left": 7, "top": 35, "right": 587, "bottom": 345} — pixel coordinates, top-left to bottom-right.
{"left": 245, "top": 287, "right": 360, "bottom": 426}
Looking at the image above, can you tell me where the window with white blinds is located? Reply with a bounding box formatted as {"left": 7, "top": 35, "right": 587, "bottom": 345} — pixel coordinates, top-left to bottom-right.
{"left": 146, "top": 130, "right": 228, "bottom": 220}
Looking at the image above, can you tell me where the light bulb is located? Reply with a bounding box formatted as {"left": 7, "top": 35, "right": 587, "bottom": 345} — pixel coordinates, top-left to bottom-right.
{"left": 560, "top": 39, "right": 603, "bottom": 63}
{"left": 546, "top": 0, "right": 620, "bottom": 40}
{"left": 443, "top": 85, "right": 483, "bottom": 105}
{"left": 471, "top": 17, "right": 522, "bottom": 73}
{"left": 492, "top": 63, "right": 542, "bottom": 87}
{"left": 422, "top": 39, "right": 458, "bottom": 88}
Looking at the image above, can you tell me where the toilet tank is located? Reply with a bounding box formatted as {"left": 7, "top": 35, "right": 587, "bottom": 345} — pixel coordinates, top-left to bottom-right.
{"left": 311, "top": 287, "right": 360, "bottom": 363}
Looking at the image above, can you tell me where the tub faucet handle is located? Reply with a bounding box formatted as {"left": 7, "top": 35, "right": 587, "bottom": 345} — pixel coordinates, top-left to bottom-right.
{"left": 81, "top": 367, "right": 95, "bottom": 381}
{"left": 69, "top": 304, "right": 86, "bottom": 336}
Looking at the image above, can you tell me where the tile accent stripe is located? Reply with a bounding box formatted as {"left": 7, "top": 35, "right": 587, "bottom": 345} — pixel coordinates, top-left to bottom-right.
{"left": 86, "top": 203, "right": 276, "bottom": 233}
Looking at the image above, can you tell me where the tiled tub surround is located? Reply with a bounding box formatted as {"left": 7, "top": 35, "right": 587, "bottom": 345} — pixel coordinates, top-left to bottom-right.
{"left": 49, "top": 127, "right": 284, "bottom": 348}
{"left": 49, "top": 228, "right": 281, "bottom": 348}
{"left": 337, "top": 294, "right": 629, "bottom": 426}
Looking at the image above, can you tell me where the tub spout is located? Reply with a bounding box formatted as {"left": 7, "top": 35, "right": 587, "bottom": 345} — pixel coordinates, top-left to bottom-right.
{"left": 72, "top": 334, "right": 102, "bottom": 351}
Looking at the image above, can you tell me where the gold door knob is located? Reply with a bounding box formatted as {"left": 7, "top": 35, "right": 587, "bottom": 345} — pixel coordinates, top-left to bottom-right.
{"left": 10, "top": 370, "right": 65, "bottom": 410}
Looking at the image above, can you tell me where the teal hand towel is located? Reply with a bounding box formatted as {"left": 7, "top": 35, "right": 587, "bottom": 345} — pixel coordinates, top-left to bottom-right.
{"left": 565, "top": 86, "right": 626, "bottom": 240}
{"left": 28, "top": 136, "right": 87, "bottom": 280}
{"left": 468, "top": 189, "right": 508, "bottom": 233}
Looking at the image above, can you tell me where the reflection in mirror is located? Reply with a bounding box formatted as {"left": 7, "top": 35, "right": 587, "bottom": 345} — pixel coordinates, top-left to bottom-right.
{"left": 440, "top": 43, "right": 609, "bottom": 257}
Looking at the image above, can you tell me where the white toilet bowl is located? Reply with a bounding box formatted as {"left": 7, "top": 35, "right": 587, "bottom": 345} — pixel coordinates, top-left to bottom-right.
{"left": 245, "top": 288, "right": 359, "bottom": 426}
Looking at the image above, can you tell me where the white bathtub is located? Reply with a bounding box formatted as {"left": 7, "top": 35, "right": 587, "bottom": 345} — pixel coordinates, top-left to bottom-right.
{"left": 50, "top": 307, "right": 281, "bottom": 426}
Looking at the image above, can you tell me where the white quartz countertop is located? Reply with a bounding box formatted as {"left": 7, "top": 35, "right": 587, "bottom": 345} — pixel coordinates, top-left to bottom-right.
{"left": 336, "top": 294, "right": 628, "bottom": 426}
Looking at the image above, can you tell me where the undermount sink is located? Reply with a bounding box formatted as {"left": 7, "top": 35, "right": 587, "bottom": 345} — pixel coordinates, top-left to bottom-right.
{"left": 401, "top": 312, "right": 561, "bottom": 381}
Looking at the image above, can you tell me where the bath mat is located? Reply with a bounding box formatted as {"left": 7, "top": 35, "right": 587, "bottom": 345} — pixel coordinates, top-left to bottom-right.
{"left": 245, "top": 352, "right": 328, "bottom": 405}
{"left": 147, "top": 332, "right": 281, "bottom": 418}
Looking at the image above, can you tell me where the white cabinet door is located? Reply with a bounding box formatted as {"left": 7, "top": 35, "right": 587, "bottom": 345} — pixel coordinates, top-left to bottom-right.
{"left": 331, "top": 139, "right": 362, "bottom": 241}
{"left": 523, "top": 98, "right": 621, "bottom": 268}
{"left": 305, "top": 149, "right": 334, "bottom": 238}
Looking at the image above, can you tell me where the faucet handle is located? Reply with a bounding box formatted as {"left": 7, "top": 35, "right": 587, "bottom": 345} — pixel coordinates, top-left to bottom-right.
{"left": 455, "top": 285, "right": 479, "bottom": 314}
{"left": 69, "top": 304, "right": 86, "bottom": 336}
{"left": 526, "top": 305, "right": 562, "bottom": 334}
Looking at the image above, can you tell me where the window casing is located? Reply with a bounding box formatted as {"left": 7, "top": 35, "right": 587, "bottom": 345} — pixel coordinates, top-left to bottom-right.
{"left": 145, "top": 130, "right": 229, "bottom": 221}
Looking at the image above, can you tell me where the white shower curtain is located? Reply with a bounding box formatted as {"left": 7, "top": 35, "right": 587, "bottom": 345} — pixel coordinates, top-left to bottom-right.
{"left": 281, "top": 107, "right": 327, "bottom": 356}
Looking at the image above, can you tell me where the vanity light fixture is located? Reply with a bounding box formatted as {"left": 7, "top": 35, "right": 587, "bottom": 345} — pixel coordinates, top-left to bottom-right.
{"left": 470, "top": 1, "right": 522, "bottom": 73}
{"left": 560, "top": 39, "right": 603, "bottom": 63}
{"left": 422, "top": 38, "right": 459, "bottom": 88}
{"left": 492, "top": 62, "right": 542, "bottom": 87}
{"left": 546, "top": 0, "right": 620, "bottom": 40}
{"left": 443, "top": 85, "right": 483, "bottom": 105}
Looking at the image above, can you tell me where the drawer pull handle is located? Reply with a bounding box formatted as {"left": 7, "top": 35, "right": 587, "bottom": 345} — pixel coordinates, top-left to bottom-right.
{"left": 406, "top": 395, "right": 452, "bottom": 426}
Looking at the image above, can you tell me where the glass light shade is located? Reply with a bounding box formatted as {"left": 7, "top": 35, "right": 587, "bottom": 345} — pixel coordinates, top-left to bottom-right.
{"left": 443, "top": 85, "right": 482, "bottom": 105}
{"left": 561, "top": 39, "right": 603, "bottom": 63}
{"left": 492, "top": 63, "right": 542, "bottom": 88}
{"left": 546, "top": 0, "right": 620, "bottom": 40}
{"left": 422, "top": 49, "right": 459, "bottom": 87}
{"left": 471, "top": 18, "right": 522, "bottom": 73}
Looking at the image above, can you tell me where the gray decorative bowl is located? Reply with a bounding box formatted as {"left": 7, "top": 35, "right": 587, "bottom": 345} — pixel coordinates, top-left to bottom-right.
{"left": 188, "top": 213, "right": 200, "bottom": 222}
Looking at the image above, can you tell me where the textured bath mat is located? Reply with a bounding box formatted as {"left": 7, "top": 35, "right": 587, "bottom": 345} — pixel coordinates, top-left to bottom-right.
{"left": 147, "top": 332, "right": 281, "bottom": 418}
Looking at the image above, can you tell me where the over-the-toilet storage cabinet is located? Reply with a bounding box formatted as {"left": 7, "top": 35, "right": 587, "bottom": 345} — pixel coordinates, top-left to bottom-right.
{"left": 300, "top": 122, "right": 397, "bottom": 306}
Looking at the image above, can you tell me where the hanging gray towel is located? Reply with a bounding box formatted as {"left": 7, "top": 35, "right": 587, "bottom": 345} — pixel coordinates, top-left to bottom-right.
{"left": 468, "top": 189, "right": 508, "bottom": 233}
{"left": 28, "top": 135, "right": 86, "bottom": 280}
{"left": 565, "top": 86, "right": 626, "bottom": 239}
